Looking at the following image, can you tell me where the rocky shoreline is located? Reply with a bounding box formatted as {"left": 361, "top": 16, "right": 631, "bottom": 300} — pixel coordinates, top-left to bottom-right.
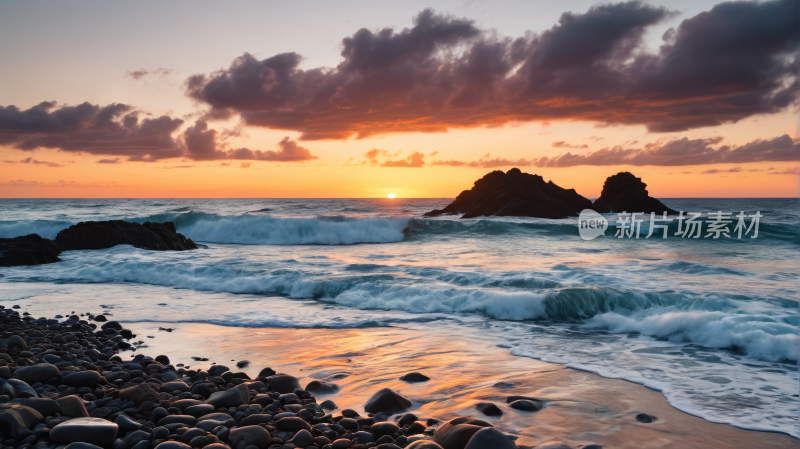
{"left": 0, "top": 307, "right": 601, "bottom": 449}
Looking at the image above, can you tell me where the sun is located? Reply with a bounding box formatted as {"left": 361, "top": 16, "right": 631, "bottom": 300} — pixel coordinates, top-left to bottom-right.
{"left": 387, "top": 193, "right": 396, "bottom": 198}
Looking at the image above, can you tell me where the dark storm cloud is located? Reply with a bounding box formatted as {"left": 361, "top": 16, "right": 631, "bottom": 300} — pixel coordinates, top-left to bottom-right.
{"left": 186, "top": 0, "right": 799, "bottom": 139}
{"left": 0, "top": 101, "right": 185, "bottom": 161}
{"left": 432, "top": 135, "right": 800, "bottom": 168}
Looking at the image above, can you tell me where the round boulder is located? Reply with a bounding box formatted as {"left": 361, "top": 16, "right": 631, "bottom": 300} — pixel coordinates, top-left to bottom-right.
{"left": 363, "top": 388, "right": 412, "bottom": 415}
{"left": 432, "top": 417, "right": 493, "bottom": 449}
{"left": 463, "top": 427, "right": 516, "bottom": 449}
{"left": 11, "top": 364, "right": 60, "bottom": 385}
{"left": 50, "top": 417, "right": 119, "bottom": 446}
{"left": 63, "top": 371, "right": 101, "bottom": 388}
{"left": 229, "top": 425, "right": 271, "bottom": 449}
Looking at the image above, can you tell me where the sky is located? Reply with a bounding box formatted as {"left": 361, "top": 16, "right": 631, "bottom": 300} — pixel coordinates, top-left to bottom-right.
{"left": 1, "top": 0, "right": 798, "bottom": 198}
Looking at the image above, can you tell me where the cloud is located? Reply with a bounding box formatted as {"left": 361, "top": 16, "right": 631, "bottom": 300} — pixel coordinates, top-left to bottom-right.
{"left": 769, "top": 166, "right": 800, "bottom": 175}
{"left": 552, "top": 141, "right": 588, "bottom": 149}
{"left": 0, "top": 101, "right": 185, "bottom": 161}
{"left": 4, "top": 157, "right": 63, "bottom": 167}
{"left": 125, "top": 68, "right": 173, "bottom": 80}
{"left": 239, "top": 162, "right": 252, "bottom": 168}
{"left": 186, "top": 1, "right": 800, "bottom": 139}
{"left": 7, "top": 179, "right": 45, "bottom": 187}
{"left": 96, "top": 158, "right": 121, "bottom": 164}
{"left": 381, "top": 151, "right": 426, "bottom": 167}
{"left": 182, "top": 120, "right": 318, "bottom": 161}
{"left": 432, "top": 134, "right": 800, "bottom": 168}
{"left": 583, "top": 136, "right": 604, "bottom": 141}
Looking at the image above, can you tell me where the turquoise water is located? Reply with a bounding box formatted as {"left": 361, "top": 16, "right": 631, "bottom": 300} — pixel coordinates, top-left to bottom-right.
{"left": 0, "top": 198, "right": 797, "bottom": 436}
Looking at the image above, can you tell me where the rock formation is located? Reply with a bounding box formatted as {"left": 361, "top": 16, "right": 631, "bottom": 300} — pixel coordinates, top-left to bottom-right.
{"left": 0, "top": 234, "right": 63, "bottom": 267}
{"left": 55, "top": 221, "right": 197, "bottom": 251}
{"left": 592, "top": 172, "right": 677, "bottom": 214}
{"left": 424, "top": 168, "right": 592, "bottom": 219}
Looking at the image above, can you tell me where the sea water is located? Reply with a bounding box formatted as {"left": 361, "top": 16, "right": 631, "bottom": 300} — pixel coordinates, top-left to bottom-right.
{"left": 0, "top": 198, "right": 797, "bottom": 436}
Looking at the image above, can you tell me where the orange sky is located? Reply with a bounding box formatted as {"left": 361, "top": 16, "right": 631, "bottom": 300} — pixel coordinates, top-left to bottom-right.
{"left": 1, "top": 0, "right": 798, "bottom": 198}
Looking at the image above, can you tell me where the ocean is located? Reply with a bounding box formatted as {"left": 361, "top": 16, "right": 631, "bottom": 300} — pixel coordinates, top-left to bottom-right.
{"left": 0, "top": 198, "right": 797, "bottom": 437}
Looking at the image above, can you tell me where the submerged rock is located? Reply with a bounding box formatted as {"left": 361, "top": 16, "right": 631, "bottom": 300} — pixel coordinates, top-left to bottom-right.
{"left": 55, "top": 220, "right": 197, "bottom": 251}
{"left": 432, "top": 416, "right": 494, "bottom": 449}
{"left": 363, "top": 388, "right": 413, "bottom": 414}
{"left": 0, "top": 234, "right": 62, "bottom": 267}
{"left": 592, "top": 172, "right": 677, "bottom": 215}
{"left": 636, "top": 413, "right": 657, "bottom": 423}
{"left": 424, "top": 168, "right": 592, "bottom": 219}
{"left": 400, "top": 372, "right": 430, "bottom": 382}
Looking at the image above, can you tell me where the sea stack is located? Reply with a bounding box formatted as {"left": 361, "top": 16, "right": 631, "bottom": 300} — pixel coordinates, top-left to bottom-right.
{"left": 592, "top": 172, "right": 677, "bottom": 215}
{"left": 424, "top": 168, "right": 592, "bottom": 219}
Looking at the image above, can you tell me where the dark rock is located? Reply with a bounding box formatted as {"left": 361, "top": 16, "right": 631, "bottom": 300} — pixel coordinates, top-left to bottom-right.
{"left": 49, "top": 417, "right": 119, "bottom": 445}
{"left": 114, "top": 414, "right": 143, "bottom": 433}
{"left": 158, "top": 415, "right": 196, "bottom": 426}
{"left": 305, "top": 380, "right": 339, "bottom": 393}
{"left": 320, "top": 399, "right": 338, "bottom": 410}
{"left": 592, "top": 172, "right": 677, "bottom": 215}
{"left": 371, "top": 422, "right": 400, "bottom": 438}
{"left": 463, "top": 427, "right": 516, "bottom": 449}
{"left": 205, "top": 383, "right": 248, "bottom": 407}
{"left": 154, "top": 443, "right": 192, "bottom": 449}
{"left": 155, "top": 355, "right": 170, "bottom": 365}
{"left": 0, "top": 234, "right": 62, "bottom": 267}
{"left": 405, "top": 442, "right": 443, "bottom": 449}
{"left": 118, "top": 383, "right": 159, "bottom": 404}
{"left": 229, "top": 425, "right": 271, "bottom": 449}
{"left": 474, "top": 402, "right": 503, "bottom": 416}
{"left": 0, "top": 379, "right": 37, "bottom": 399}
{"left": 288, "top": 429, "right": 313, "bottom": 448}
{"left": 207, "top": 365, "right": 229, "bottom": 377}
{"left": 64, "top": 443, "right": 104, "bottom": 449}
{"left": 62, "top": 371, "right": 101, "bottom": 388}
{"left": 184, "top": 404, "right": 214, "bottom": 417}
{"left": 636, "top": 413, "right": 657, "bottom": 423}
{"left": 189, "top": 435, "right": 219, "bottom": 448}
{"left": 94, "top": 315, "right": 108, "bottom": 322}
{"left": 432, "top": 416, "right": 493, "bottom": 449}
{"left": 56, "top": 395, "right": 89, "bottom": 418}
{"left": 11, "top": 364, "right": 61, "bottom": 387}
{"left": 256, "top": 367, "right": 276, "bottom": 380}
{"left": 266, "top": 374, "right": 301, "bottom": 394}
{"left": 7, "top": 335, "right": 27, "bottom": 351}
{"left": 160, "top": 381, "right": 189, "bottom": 393}
{"left": 363, "top": 388, "right": 412, "bottom": 415}
{"left": 101, "top": 321, "right": 123, "bottom": 331}
{"left": 509, "top": 399, "right": 543, "bottom": 412}
{"left": 9, "top": 398, "right": 60, "bottom": 416}
{"left": 424, "top": 168, "right": 591, "bottom": 219}
{"left": 181, "top": 428, "right": 207, "bottom": 444}
{"left": 54, "top": 220, "right": 197, "bottom": 251}
{"left": 276, "top": 416, "right": 312, "bottom": 432}
{"left": 400, "top": 372, "right": 430, "bottom": 383}
{"left": 0, "top": 403, "right": 43, "bottom": 438}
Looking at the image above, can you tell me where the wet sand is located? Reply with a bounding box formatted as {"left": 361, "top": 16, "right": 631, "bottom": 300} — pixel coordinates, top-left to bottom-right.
{"left": 127, "top": 321, "right": 799, "bottom": 449}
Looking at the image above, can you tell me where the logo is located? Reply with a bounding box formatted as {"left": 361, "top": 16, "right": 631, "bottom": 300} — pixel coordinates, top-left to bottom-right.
{"left": 578, "top": 209, "right": 608, "bottom": 240}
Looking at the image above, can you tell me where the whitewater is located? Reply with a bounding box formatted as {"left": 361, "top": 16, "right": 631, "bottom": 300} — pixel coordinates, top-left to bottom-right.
{"left": 0, "top": 198, "right": 797, "bottom": 437}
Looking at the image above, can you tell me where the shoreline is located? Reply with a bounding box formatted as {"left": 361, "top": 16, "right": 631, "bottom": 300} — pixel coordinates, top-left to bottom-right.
{"left": 122, "top": 321, "right": 797, "bottom": 448}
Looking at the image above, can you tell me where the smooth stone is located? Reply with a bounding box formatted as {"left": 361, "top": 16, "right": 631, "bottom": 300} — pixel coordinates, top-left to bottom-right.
{"left": 320, "top": 400, "right": 338, "bottom": 410}
{"left": 207, "top": 366, "right": 229, "bottom": 377}
{"left": 189, "top": 435, "right": 219, "bottom": 448}
{"left": 406, "top": 442, "right": 444, "bottom": 449}
{"left": 229, "top": 425, "right": 271, "bottom": 449}
{"left": 56, "top": 396, "right": 89, "bottom": 418}
{"left": 378, "top": 445, "right": 403, "bottom": 449}
{"left": 50, "top": 417, "right": 119, "bottom": 445}
{"left": 62, "top": 371, "right": 101, "bottom": 388}
{"left": 363, "top": 388, "right": 412, "bottom": 414}
{"left": 150, "top": 407, "right": 168, "bottom": 425}
{"left": 158, "top": 415, "right": 196, "bottom": 426}
{"left": 7, "top": 336, "right": 27, "bottom": 351}
{"left": 353, "top": 431, "right": 375, "bottom": 444}
{"left": 255, "top": 367, "right": 276, "bottom": 380}
{"left": 636, "top": 413, "right": 657, "bottom": 423}
{"left": 304, "top": 380, "right": 339, "bottom": 393}
{"left": 195, "top": 419, "right": 232, "bottom": 432}
{"left": 509, "top": 399, "right": 543, "bottom": 412}
{"left": 160, "top": 381, "right": 189, "bottom": 393}
{"left": 288, "top": 429, "right": 313, "bottom": 448}
{"left": 205, "top": 384, "right": 249, "bottom": 408}
{"left": 185, "top": 404, "right": 214, "bottom": 417}
{"left": 115, "top": 414, "right": 143, "bottom": 433}
{"left": 154, "top": 443, "right": 191, "bottom": 449}
{"left": 118, "top": 383, "right": 159, "bottom": 404}
{"left": 463, "top": 427, "right": 516, "bottom": 449}
{"left": 197, "top": 412, "right": 232, "bottom": 422}
{"left": 9, "top": 398, "right": 60, "bottom": 416}
{"left": 181, "top": 428, "right": 206, "bottom": 444}
{"left": 171, "top": 399, "right": 203, "bottom": 411}
{"left": 265, "top": 375, "right": 300, "bottom": 394}
{"left": 399, "top": 373, "right": 430, "bottom": 383}
{"left": 276, "top": 416, "right": 312, "bottom": 432}
{"left": 203, "top": 445, "right": 229, "bottom": 449}
{"left": 11, "top": 364, "right": 61, "bottom": 385}
{"left": 0, "top": 379, "right": 38, "bottom": 399}
{"left": 475, "top": 402, "right": 503, "bottom": 417}
{"left": 331, "top": 439, "right": 353, "bottom": 449}
{"left": 432, "top": 417, "right": 493, "bottom": 449}
{"left": 372, "top": 422, "right": 400, "bottom": 438}
{"left": 64, "top": 444, "right": 104, "bottom": 449}
{"left": 0, "top": 403, "right": 43, "bottom": 438}
{"left": 239, "top": 414, "right": 272, "bottom": 426}
{"left": 123, "top": 430, "right": 152, "bottom": 448}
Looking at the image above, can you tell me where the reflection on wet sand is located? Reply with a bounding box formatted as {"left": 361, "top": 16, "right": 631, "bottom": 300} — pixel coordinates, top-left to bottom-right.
{"left": 129, "top": 322, "right": 799, "bottom": 449}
